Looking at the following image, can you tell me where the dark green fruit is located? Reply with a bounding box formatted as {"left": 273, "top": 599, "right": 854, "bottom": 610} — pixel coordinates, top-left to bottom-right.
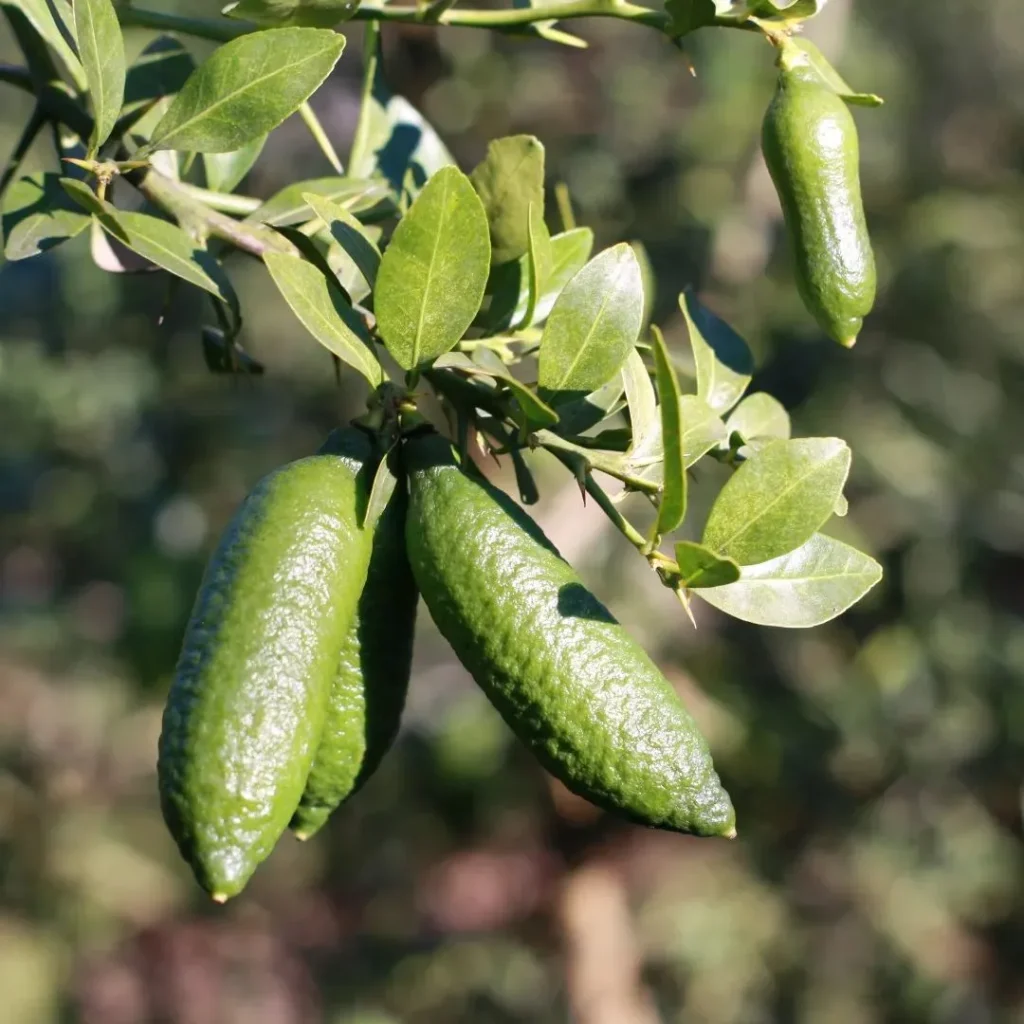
{"left": 404, "top": 433, "right": 735, "bottom": 838}
{"left": 290, "top": 445, "right": 417, "bottom": 840}
{"left": 761, "top": 54, "right": 876, "bottom": 347}
{"left": 158, "top": 436, "right": 374, "bottom": 900}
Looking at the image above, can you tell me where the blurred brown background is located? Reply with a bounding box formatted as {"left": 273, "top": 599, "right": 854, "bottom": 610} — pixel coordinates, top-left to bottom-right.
{"left": 2, "top": 0, "right": 1024, "bottom": 1020}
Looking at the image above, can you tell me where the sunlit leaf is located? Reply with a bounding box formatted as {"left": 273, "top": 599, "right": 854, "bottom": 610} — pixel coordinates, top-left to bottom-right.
{"left": 303, "top": 192, "right": 381, "bottom": 288}
{"left": 651, "top": 324, "right": 687, "bottom": 536}
{"left": 74, "top": 0, "right": 126, "bottom": 153}
{"left": 680, "top": 290, "right": 753, "bottom": 414}
{"left": 702, "top": 437, "right": 851, "bottom": 565}
{"left": 223, "top": 0, "right": 358, "bottom": 28}
{"left": 375, "top": 166, "right": 491, "bottom": 370}
{"left": 726, "top": 392, "right": 791, "bottom": 443}
{"left": 245, "top": 177, "right": 388, "bottom": 227}
{"left": 2, "top": 172, "right": 88, "bottom": 260}
{"left": 674, "top": 541, "right": 741, "bottom": 589}
{"left": 698, "top": 532, "right": 882, "bottom": 628}
{"left": 204, "top": 136, "right": 266, "bottom": 193}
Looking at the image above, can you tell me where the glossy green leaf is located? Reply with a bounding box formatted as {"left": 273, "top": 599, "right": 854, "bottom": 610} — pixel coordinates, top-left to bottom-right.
{"left": 674, "top": 541, "right": 741, "bottom": 589}
{"left": 698, "top": 532, "right": 881, "bottom": 628}
{"left": 538, "top": 243, "right": 644, "bottom": 401}
{"left": 144, "top": 28, "right": 345, "bottom": 154}
{"left": 2, "top": 172, "right": 88, "bottom": 260}
{"left": 520, "top": 202, "right": 553, "bottom": 328}
{"left": 350, "top": 30, "right": 454, "bottom": 197}
{"left": 680, "top": 290, "right": 753, "bottom": 414}
{"left": 204, "top": 136, "right": 266, "bottom": 193}
{"left": 264, "top": 251, "right": 383, "bottom": 386}
{"left": 245, "top": 177, "right": 388, "bottom": 227}
{"left": 651, "top": 325, "right": 687, "bottom": 536}
{"left": 303, "top": 192, "right": 380, "bottom": 287}
{"left": 703, "top": 437, "right": 851, "bottom": 565}
{"left": 375, "top": 166, "right": 491, "bottom": 370}
{"left": 7, "top": 0, "right": 84, "bottom": 86}
{"left": 726, "top": 392, "right": 791, "bottom": 443}
{"left": 74, "top": 0, "right": 125, "bottom": 153}
{"left": 123, "top": 36, "right": 195, "bottom": 115}
{"left": 223, "top": 0, "right": 358, "bottom": 28}
{"left": 470, "top": 135, "right": 545, "bottom": 266}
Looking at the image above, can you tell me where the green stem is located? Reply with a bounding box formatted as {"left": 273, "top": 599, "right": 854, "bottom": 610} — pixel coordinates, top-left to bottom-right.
{"left": 348, "top": 20, "right": 381, "bottom": 174}
{"left": 299, "top": 101, "right": 344, "bottom": 173}
{"left": 535, "top": 429, "right": 661, "bottom": 495}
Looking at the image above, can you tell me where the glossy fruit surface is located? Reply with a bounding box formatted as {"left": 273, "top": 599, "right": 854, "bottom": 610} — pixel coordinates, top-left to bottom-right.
{"left": 290, "top": 453, "right": 417, "bottom": 839}
{"left": 404, "top": 433, "right": 735, "bottom": 838}
{"left": 762, "top": 59, "right": 876, "bottom": 346}
{"left": 158, "top": 439, "right": 373, "bottom": 899}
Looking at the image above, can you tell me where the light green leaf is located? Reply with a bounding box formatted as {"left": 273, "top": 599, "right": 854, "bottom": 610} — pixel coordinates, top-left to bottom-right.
{"left": 7, "top": 0, "right": 84, "bottom": 87}
{"left": 2, "top": 172, "right": 89, "bottom": 260}
{"left": 364, "top": 449, "right": 399, "bottom": 528}
{"left": 374, "top": 166, "right": 491, "bottom": 371}
{"left": 630, "top": 240, "right": 656, "bottom": 329}
{"left": 204, "top": 136, "right": 266, "bottom": 192}
{"left": 520, "top": 202, "right": 553, "bottom": 328}
{"left": 622, "top": 347, "right": 658, "bottom": 453}
{"left": 703, "top": 437, "right": 851, "bottom": 565}
{"left": 469, "top": 134, "right": 545, "bottom": 266}
{"left": 651, "top": 325, "right": 687, "bottom": 536}
{"left": 246, "top": 177, "right": 389, "bottom": 228}
{"left": 680, "top": 396, "right": 729, "bottom": 467}
{"left": 553, "top": 376, "right": 626, "bottom": 436}
{"left": 787, "top": 38, "right": 884, "bottom": 107}
{"left": 680, "top": 290, "right": 753, "bottom": 414}
{"left": 74, "top": 0, "right": 125, "bottom": 154}
{"left": 726, "top": 392, "right": 791, "bottom": 443}
{"left": 303, "top": 191, "right": 380, "bottom": 288}
{"left": 59, "top": 177, "right": 129, "bottom": 241}
{"left": 144, "top": 28, "right": 345, "bottom": 153}
{"left": 698, "top": 532, "right": 882, "bottom": 628}
{"left": 502, "top": 375, "right": 560, "bottom": 430}
{"left": 539, "top": 243, "right": 643, "bottom": 401}
{"left": 223, "top": 0, "right": 358, "bottom": 28}
{"left": 745, "top": 0, "right": 828, "bottom": 22}
{"left": 674, "top": 541, "right": 741, "bottom": 589}
{"left": 264, "top": 251, "right": 383, "bottom": 386}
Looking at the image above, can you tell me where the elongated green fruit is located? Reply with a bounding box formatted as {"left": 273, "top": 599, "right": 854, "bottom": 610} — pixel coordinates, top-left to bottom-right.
{"left": 158, "top": 436, "right": 374, "bottom": 900}
{"left": 290, "top": 444, "right": 417, "bottom": 840}
{"left": 762, "top": 55, "right": 876, "bottom": 347}
{"left": 404, "top": 433, "right": 735, "bottom": 837}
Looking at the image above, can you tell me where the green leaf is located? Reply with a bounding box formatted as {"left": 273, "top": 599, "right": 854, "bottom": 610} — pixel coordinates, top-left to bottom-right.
{"left": 202, "top": 327, "right": 265, "bottom": 375}
{"left": 631, "top": 240, "right": 656, "bottom": 329}
{"left": 59, "top": 177, "right": 129, "bottom": 242}
{"left": 123, "top": 36, "right": 195, "bottom": 115}
{"left": 697, "top": 532, "right": 881, "bottom": 628}
{"left": 702, "top": 437, "right": 851, "bottom": 565}
{"left": 483, "top": 225, "right": 593, "bottom": 332}
{"left": 264, "top": 251, "right": 382, "bottom": 386}
{"left": 74, "top": 0, "right": 125, "bottom": 154}
{"left": 374, "top": 166, "right": 491, "bottom": 371}
{"left": 144, "top": 28, "right": 345, "bottom": 154}
{"left": 351, "top": 32, "right": 455, "bottom": 197}
{"left": 520, "top": 202, "right": 553, "bottom": 328}
{"left": 553, "top": 375, "right": 625, "bottom": 436}
{"left": 651, "top": 325, "right": 687, "bottom": 536}
{"left": 203, "top": 136, "right": 266, "bottom": 193}
{"left": 469, "top": 134, "right": 545, "bottom": 266}
{"left": 664, "top": 0, "right": 718, "bottom": 38}
{"left": 303, "top": 191, "right": 380, "bottom": 288}
{"left": 680, "top": 290, "right": 753, "bottom": 414}
{"left": 538, "top": 243, "right": 644, "bottom": 401}
{"left": 2, "top": 172, "right": 89, "bottom": 260}
{"left": 622, "top": 347, "right": 658, "bottom": 452}
{"left": 6, "top": 0, "right": 84, "bottom": 87}
{"left": 787, "top": 38, "right": 883, "bottom": 107}
{"left": 725, "top": 392, "right": 791, "bottom": 443}
{"left": 223, "top": 0, "right": 358, "bottom": 28}
{"left": 674, "top": 541, "right": 741, "bottom": 589}
{"left": 680, "top": 396, "right": 729, "bottom": 467}
{"left": 364, "top": 448, "right": 399, "bottom": 528}
{"left": 245, "top": 177, "right": 388, "bottom": 227}
{"left": 745, "top": 0, "right": 828, "bottom": 23}
{"left": 502, "top": 374, "right": 560, "bottom": 430}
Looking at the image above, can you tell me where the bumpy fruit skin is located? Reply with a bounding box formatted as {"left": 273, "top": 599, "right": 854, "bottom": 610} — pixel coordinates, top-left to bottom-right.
{"left": 158, "top": 437, "right": 374, "bottom": 900}
{"left": 404, "top": 433, "right": 735, "bottom": 837}
{"left": 762, "top": 61, "right": 876, "bottom": 347}
{"left": 290, "top": 451, "right": 417, "bottom": 839}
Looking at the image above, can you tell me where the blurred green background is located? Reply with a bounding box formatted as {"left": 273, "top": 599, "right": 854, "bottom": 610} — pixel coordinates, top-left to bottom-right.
{"left": 3, "top": 0, "right": 1024, "bottom": 1020}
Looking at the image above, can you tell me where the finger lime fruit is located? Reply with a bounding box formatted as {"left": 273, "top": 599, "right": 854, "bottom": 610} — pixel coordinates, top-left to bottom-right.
{"left": 761, "top": 49, "right": 876, "bottom": 347}
{"left": 290, "top": 443, "right": 417, "bottom": 840}
{"left": 404, "top": 433, "right": 735, "bottom": 837}
{"left": 158, "top": 434, "right": 375, "bottom": 901}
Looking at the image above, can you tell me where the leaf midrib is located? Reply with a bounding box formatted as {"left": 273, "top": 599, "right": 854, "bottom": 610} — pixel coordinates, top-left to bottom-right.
{"left": 152, "top": 36, "right": 338, "bottom": 149}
